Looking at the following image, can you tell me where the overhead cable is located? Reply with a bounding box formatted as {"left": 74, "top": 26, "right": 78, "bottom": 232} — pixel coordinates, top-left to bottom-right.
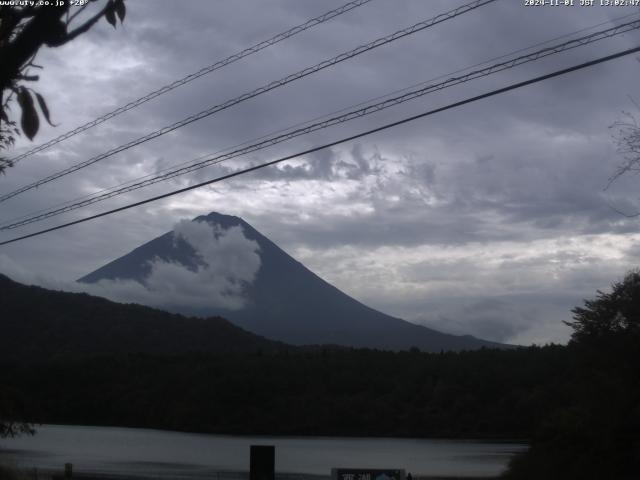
{"left": 1, "top": 44, "right": 638, "bottom": 247}
{"left": 5, "top": 0, "right": 376, "bottom": 165}
{"left": 0, "top": 0, "right": 498, "bottom": 204}
{"left": 3, "top": 18, "right": 638, "bottom": 230}
{"left": 11, "top": 8, "right": 634, "bottom": 229}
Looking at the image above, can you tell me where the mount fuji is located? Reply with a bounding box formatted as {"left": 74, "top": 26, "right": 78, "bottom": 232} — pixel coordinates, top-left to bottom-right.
{"left": 79, "top": 212, "right": 505, "bottom": 351}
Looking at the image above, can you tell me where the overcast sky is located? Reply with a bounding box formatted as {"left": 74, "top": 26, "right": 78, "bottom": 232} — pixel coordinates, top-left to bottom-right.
{"left": 2, "top": 0, "right": 640, "bottom": 345}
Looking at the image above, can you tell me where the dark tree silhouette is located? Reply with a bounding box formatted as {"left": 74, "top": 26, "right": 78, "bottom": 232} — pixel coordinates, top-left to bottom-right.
{"left": 566, "top": 269, "right": 640, "bottom": 342}
{"left": 504, "top": 271, "right": 640, "bottom": 480}
{"left": 0, "top": 0, "right": 126, "bottom": 174}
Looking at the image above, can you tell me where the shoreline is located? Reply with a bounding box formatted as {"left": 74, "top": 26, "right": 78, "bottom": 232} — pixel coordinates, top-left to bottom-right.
{"left": 46, "top": 474, "right": 499, "bottom": 480}
{"left": 4, "top": 465, "right": 500, "bottom": 480}
{"left": 17, "top": 422, "right": 529, "bottom": 443}
{"left": 1, "top": 426, "right": 519, "bottom": 480}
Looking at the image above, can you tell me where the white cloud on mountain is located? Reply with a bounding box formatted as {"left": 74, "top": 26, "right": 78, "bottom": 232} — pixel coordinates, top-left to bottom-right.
{"left": 88, "top": 220, "right": 261, "bottom": 311}
{"left": 1, "top": 221, "right": 261, "bottom": 312}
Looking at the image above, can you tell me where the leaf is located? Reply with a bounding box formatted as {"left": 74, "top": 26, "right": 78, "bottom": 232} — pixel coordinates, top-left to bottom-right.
{"left": 44, "top": 20, "right": 67, "bottom": 47}
{"left": 34, "top": 92, "right": 57, "bottom": 127}
{"left": 105, "top": 2, "right": 117, "bottom": 28}
{"left": 17, "top": 87, "right": 39, "bottom": 141}
{"left": 115, "top": 0, "right": 126, "bottom": 22}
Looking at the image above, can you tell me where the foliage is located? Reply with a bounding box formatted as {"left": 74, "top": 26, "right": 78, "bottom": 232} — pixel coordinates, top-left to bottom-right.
{"left": 0, "top": 274, "right": 282, "bottom": 362}
{"left": 566, "top": 269, "right": 640, "bottom": 342}
{"left": 0, "top": 0, "right": 126, "bottom": 173}
{"left": 504, "top": 271, "right": 640, "bottom": 479}
{"left": 1, "top": 272, "right": 639, "bottom": 479}
{"left": 0, "top": 273, "right": 569, "bottom": 439}
{"left": 0, "top": 271, "right": 278, "bottom": 440}
{"left": 1, "top": 346, "right": 569, "bottom": 439}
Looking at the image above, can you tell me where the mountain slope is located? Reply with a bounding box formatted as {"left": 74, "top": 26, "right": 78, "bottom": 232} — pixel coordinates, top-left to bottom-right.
{"left": 80, "top": 212, "right": 506, "bottom": 352}
{"left": 0, "top": 274, "right": 281, "bottom": 362}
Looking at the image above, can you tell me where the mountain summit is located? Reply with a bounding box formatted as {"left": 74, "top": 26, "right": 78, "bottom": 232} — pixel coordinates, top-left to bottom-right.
{"left": 79, "top": 212, "right": 504, "bottom": 351}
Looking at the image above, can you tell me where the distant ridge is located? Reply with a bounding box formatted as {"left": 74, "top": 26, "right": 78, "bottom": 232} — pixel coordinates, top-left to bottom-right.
{"left": 80, "top": 212, "right": 507, "bottom": 352}
{"left": 0, "top": 273, "right": 281, "bottom": 362}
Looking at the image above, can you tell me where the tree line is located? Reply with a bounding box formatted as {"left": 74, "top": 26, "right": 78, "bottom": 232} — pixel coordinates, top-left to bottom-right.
{"left": 1, "top": 271, "right": 639, "bottom": 479}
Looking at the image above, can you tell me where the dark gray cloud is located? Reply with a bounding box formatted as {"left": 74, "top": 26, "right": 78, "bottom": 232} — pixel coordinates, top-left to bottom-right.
{"left": 2, "top": 1, "right": 640, "bottom": 344}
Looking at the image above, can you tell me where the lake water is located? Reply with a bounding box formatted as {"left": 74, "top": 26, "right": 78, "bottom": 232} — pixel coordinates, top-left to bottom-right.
{"left": 0, "top": 425, "right": 526, "bottom": 479}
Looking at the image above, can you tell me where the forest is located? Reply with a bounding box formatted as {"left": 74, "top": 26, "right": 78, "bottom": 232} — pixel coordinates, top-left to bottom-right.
{"left": 1, "top": 272, "right": 639, "bottom": 479}
{"left": 2, "top": 345, "right": 568, "bottom": 439}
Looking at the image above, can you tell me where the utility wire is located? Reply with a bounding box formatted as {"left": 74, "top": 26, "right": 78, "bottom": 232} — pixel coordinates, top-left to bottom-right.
{"left": 5, "top": 0, "right": 376, "bottom": 165}
{"left": 6, "top": 9, "right": 636, "bottom": 230}
{"left": 5, "top": 5, "right": 638, "bottom": 232}
{"left": 9, "top": 5, "right": 638, "bottom": 230}
{"left": 0, "top": 0, "right": 498, "bottom": 204}
{"left": 3, "top": 18, "right": 639, "bottom": 231}
{"left": 1, "top": 45, "right": 638, "bottom": 247}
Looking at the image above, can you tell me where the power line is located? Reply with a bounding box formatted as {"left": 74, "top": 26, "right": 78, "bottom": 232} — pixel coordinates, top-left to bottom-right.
{"left": 7, "top": 9, "right": 635, "bottom": 230}
{"left": 1, "top": 44, "right": 638, "bottom": 247}
{"left": 0, "top": 0, "right": 498, "bottom": 204}
{"left": 11, "top": 5, "right": 638, "bottom": 229}
{"left": 3, "top": 18, "right": 639, "bottom": 231}
{"left": 4, "top": 17, "right": 636, "bottom": 229}
{"left": 5, "top": 0, "right": 376, "bottom": 165}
